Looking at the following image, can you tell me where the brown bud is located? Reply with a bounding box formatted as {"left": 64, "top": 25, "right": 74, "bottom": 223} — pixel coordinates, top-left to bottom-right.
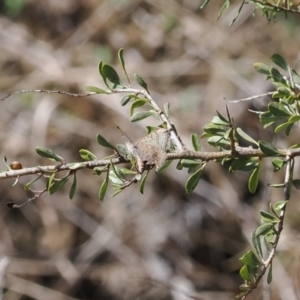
{"left": 10, "top": 161, "right": 23, "bottom": 170}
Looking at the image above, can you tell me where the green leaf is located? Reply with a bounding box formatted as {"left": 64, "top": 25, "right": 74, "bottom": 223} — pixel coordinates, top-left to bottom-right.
{"left": 239, "top": 265, "right": 250, "bottom": 282}
{"left": 130, "top": 111, "right": 154, "bottom": 122}
{"left": 217, "top": 0, "right": 230, "bottom": 20}
{"left": 275, "top": 121, "right": 292, "bottom": 133}
{"left": 134, "top": 74, "right": 149, "bottom": 92}
{"left": 270, "top": 68, "right": 285, "bottom": 84}
{"left": 3, "top": 156, "right": 10, "bottom": 170}
{"left": 268, "top": 183, "right": 285, "bottom": 188}
{"left": 212, "top": 116, "right": 228, "bottom": 126}
{"left": 79, "top": 149, "right": 97, "bottom": 161}
{"left": 24, "top": 175, "right": 43, "bottom": 191}
{"left": 274, "top": 200, "right": 287, "bottom": 210}
{"left": 239, "top": 250, "right": 261, "bottom": 266}
{"left": 130, "top": 99, "right": 148, "bottom": 116}
{"left": 258, "top": 140, "right": 281, "bottom": 156}
{"left": 200, "top": 0, "right": 210, "bottom": 9}
{"left": 248, "top": 165, "right": 260, "bottom": 194}
{"left": 259, "top": 111, "right": 278, "bottom": 128}
{"left": 289, "top": 115, "right": 300, "bottom": 123}
{"left": 216, "top": 111, "right": 229, "bottom": 123}
{"left": 254, "top": 63, "right": 271, "bottom": 75}
{"left": 96, "top": 134, "right": 116, "bottom": 150}
{"left": 139, "top": 170, "right": 149, "bottom": 194}
{"left": 230, "top": 158, "right": 258, "bottom": 172}
{"left": 11, "top": 177, "right": 18, "bottom": 186}
{"left": 272, "top": 158, "right": 285, "bottom": 172}
{"left": 191, "top": 133, "right": 201, "bottom": 151}
{"left": 98, "top": 61, "right": 108, "bottom": 88}
{"left": 255, "top": 224, "right": 274, "bottom": 237}
{"left": 176, "top": 160, "right": 183, "bottom": 170}
{"left": 163, "top": 103, "right": 170, "bottom": 117}
{"left": 260, "top": 210, "right": 279, "bottom": 223}
{"left": 236, "top": 128, "right": 259, "bottom": 146}
{"left": 118, "top": 48, "right": 130, "bottom": 84}
{"left": 101, "top": 64, "right": 121, "bottom": 87}
{"left": 47, "top": 173, "right": 56, "bottom": 191}
{"left": 111, "top": 188, "right": 122, "bottom": 197}
{"left": 85, "top": 86, "right": 110, "bottom": 94}
{"left": 252, "top": 231, "right": 263, "bottom": 258}
{"left": 268, "top": 102, "right": 291, "bottom": 117}
{"left": 271, "top": 54, "right": 288, "bottom": 71}
{"left": 69, "top": 162, "right": 85, "bottom": 170}
{"left": 120, "top": 94, "right": 133, "bottom": 106}
{"left": 99, "top": 171, "right": 109, "bottom": 200}
{"left": 69, "top": 173, "right": 77, "bottom": 199}
{"left": 267, "top": 264, "right": 273, "bottom": 284}
{"left": 185, "top": 164, "right": 205, "bottom": 193}
{"left": 49, "top": 176, "right": 70, "bottom": 195}
{"left": 292, "top": 69, "right": 300, "bottom": 86}
{"left": 181, "top": 159, "right": 201, "bottom": 168}
{"left": 35, "top": 147, "right": 65, "bottom": 163}
{"left": 292, "top": 179, "right": 300, "bottom": 190}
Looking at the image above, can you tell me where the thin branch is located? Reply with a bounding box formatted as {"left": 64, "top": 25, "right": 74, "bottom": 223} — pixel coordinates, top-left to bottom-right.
{"left": 0, "top": 89, "right": 99, "bottom": 101}
{"left": 240, "top": 154, "right": 292, "bottom": 299}
{"left": 227, "top": 92, "right": 274, "bottom": 103}
{"left": 7, "top": 189, "right": 47, "bottom": 208}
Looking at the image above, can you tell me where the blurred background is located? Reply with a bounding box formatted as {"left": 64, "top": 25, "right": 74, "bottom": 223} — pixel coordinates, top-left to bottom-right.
{"left": 0, "top": 0, "right": 300, "bottom": 299}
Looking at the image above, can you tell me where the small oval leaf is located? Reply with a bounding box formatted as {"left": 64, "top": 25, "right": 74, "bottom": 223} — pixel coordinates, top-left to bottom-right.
{"left": 130, "top": 111, "right": 154, "bottom": 122}
{"left": 254, "top": 63, "right": 270, "bottom": 75}
{"left": 271, "top": 54, "right": 288, "bottom": 71}
{"left": 191, "top": 133, "right": 201, "bottom": 151}
{"left": 99, "top": 171, "right": 109, "bottom": 201}
{"left": 139, "top": 170, "right": 149, "bottom": 194}
{"left": 49, "top": 176, "right": 70, "bottom": 195}
{"left": 236, "top": 128, "right": 259, "bottom": 146}
{"left": 258, "top": 140, "right": 281, "bottom": 156}
{"left": 134, "top": 74, "right": 148, "bottom": 91}
{"left": 185, "top": 164, "right": 205, "bottom": 193}
{"left": 130, "top": 99, "right": 148, "bottom": 116}
{"left": 69, "top": 173, "right": 77, "bottom": 199}
{"left": 102, "top": 64, "right": 121, "bottom": 86}
{"left": 248, "top": 165, "right": 260, "bottom": 194}
{"left": 36, "top": 147, "right": 65, "bottom": 163}
{"left": 96, "top": 134, "right": 116, "bottom": 150}
{"left": 79, "top": 149, "right": 97, "bottom": 161}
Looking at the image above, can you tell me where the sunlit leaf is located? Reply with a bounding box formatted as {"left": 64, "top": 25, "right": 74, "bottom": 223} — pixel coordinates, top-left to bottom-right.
{"left": 79, "top": 149, "right": 97, "bottom": 161}
{"left": 130, "top": 99, "right": 148, "bottom": 116}
{"left": 99, "top": 171, "right": 109, "bottom": 200}
{"left": 254, "top": 63, "right": 271, "bottom": 75}
{"left": 248, "top": 165, "right": 260, "bottom": 194}
{"left": 191, "top": 133, "right": 201, "bottom": 151}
